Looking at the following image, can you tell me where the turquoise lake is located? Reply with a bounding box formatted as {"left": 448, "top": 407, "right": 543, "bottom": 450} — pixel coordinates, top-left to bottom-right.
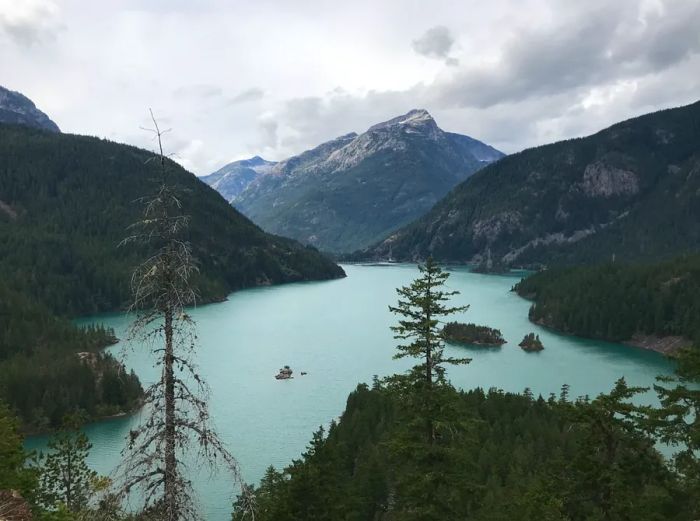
{"left": 26, "top": 263, "right": 677, "bottom": 519}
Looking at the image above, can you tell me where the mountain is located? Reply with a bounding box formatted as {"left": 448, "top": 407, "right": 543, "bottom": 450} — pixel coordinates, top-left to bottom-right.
{"left": 360, "top": 100, "right": 700, "bottom": 268}
{"left": 0, "top": 123, "right": 344, "bottom": 430}
{"left": 0, "top": 123, "right": 344, "bottom": 317}
{"left": 0, "top": 85, "right": 60, "bottom": 132}
{"left": 206, "top": 109, "right": 503, "bottom": 253}
{"left": 200, "top": 155, "right": 276, "bottom": 201}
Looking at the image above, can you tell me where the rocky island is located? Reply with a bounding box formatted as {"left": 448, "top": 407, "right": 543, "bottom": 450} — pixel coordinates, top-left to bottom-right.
{"left": 442, "top": 322, "right": 506, "bottom": 347}
{"left": 275, "top": 365, "right": 293, "bottom": 380}
{"left": 519, "top": 333, "right": 544, "bottom": 352}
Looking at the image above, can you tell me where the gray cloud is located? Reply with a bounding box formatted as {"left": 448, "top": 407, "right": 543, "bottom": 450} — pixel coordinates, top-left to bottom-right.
{"left": 412, "top": 25, "right": 456, "bottom": 63}
{"left": 229, "top": 87, "right": 265, "bottom": 105}
{"left": 0, "top": 0, "right": 61, "bottom": 46}
{"left": 432, "top": 2, "right": 700, "bottom": 109}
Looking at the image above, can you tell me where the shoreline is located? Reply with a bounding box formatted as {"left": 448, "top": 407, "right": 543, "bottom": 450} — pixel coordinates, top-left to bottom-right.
{"left": 22, "top": 403, "right": 143, "bottom": 438}
{"left": 530, "top": 317, "right": 688, "bottom": 357}
{"left": 622, "top": 334, "right": 690, "bottom": 357}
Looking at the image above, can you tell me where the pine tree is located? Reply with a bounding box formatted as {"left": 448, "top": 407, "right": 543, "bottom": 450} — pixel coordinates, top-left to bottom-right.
{"left": 565, "top": 378, "right": 664, "bottom": 520}
{"left": 0, "top": 400, "right": 37, "bottom": 498}
{"left": 654, "top": 347, "right": 700, "bottom": 515}
{"left": 39, "top": 416, "right": 97, "bottom": 512}
{"left": 389, "top": 257, "right": 470, "bottom": 443}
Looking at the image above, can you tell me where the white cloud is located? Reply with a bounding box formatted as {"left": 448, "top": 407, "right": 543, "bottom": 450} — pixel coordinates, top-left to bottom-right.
{"left": 1, "top": 0, "right": 698, "bottom": 175}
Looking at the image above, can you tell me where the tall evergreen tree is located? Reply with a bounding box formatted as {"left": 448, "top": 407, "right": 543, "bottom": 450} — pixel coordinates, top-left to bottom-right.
{"left": 388, "top": 257, "right": 470, "bottom": 443}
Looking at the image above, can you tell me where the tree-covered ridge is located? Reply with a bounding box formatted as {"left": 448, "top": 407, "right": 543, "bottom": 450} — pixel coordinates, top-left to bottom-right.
{"left": 0, "top": 283, "right": 142, "bottom": 432}
{"left": 0, "top": 123, "right": 344, "bottom": 316}
{"left": 232, "top": 381, "right": 690, "bottom": 521}
{"left": 360, "top": 99, "right": 700, "bottom": 268}
{"left": 442, "top": 321, "right": 506, "bottom": 346}
{"left": 0, "top": 123, "right": 341, "bottom": 432}
{"left": 513, "top": 255, "right": 700, "bottom": 345}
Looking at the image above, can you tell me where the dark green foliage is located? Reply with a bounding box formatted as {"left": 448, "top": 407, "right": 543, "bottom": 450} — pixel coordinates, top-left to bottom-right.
{"left": 389, "top": 258, "right": 471, "bottom": 386}
{"left": 442, "top": 322, "right": 505, "bottom": 346}
{"left": 389, "top": 258, "right": 470, "bottom": 443}
{"left": 561, "top": 378, "right": 675, "bottom": 520}
{"left": 361, "top": 100, "right": 700, "bottom": 267}
{"left": 513, "top": 255, "right": 700, "bottom": 343}
{"left": 0, "top": 124, "right": 344, "bottom": 317}
{"left": 653, "top": 349, "right": 700, "bottom": 515}
{"left": 233, "top": 382, "right": 691, "bottom": 521}
{"left": 38, "top": 416, "right": 99, "bottom": 512}
{"left": 0, "top": 400, "right": 38, "bottom": 498}
{"left": 519, "top": 332, "right": 544, "bottom": 351}
{"left": 0, "top": 283, "right": 142, "bottom": 432}
{"left": 0, "top": 122, "right": 342, "bottom": 431}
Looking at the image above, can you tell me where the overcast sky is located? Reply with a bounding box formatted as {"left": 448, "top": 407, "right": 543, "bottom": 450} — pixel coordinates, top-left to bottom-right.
{"left": 1, "top": 0, "right": 699, "bottom": 175}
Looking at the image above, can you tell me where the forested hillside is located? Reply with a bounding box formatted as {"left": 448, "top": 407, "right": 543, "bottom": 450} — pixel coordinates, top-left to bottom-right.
{"left": 361, "top": 100, "right": 700, "bottom": 268}
{"left": 0, "top": 124, "right": 344, "bottom": 316}
{"left": 513, "top": 255, "right": 700, "bottom": 346}
{"left": 0, "top": 282, "right": 142, "bottom": 431}
{"left": 0, "top": 123, "right": 343, "bottom": 431}
{"left": 232, "top": 381, "right": 691, "bottom": 520}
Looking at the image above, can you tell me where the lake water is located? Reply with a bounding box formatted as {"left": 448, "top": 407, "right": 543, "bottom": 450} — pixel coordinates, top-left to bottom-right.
{"left": 26, "top": 263, "right": 677, "bottom": 519}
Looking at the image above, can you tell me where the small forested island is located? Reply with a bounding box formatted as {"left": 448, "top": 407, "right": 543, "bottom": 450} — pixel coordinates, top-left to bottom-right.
{"left": 442, "top": 322, "right": 506, "bottom": 346}
{"left": 519, "top": 332, "right": 544, "bottom": 351}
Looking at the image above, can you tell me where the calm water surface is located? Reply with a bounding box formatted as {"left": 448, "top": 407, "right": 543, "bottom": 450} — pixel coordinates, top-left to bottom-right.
{"left": 27, "top": 264, "right": 676, "bottom": 519}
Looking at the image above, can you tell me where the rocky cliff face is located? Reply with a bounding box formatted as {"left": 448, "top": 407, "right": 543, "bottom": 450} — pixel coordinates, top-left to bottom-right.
{"left": 361, "top": 100, "right": 700, "bottom": 268}
{"left": 0, "top": 86, "right": 59, "bottom": 132}
{"left": 205, "top": 109, "right": 503, "bottom": 253}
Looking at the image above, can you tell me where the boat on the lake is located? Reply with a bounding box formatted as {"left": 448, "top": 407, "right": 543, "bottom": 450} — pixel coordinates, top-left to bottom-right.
{"left": 275, "top": 365, "right": 293, "bottom": 379}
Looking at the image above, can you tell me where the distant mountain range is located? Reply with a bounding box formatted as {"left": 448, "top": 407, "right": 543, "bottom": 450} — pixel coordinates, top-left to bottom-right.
{"left": 202, "top": 109, "right": 503, "bottom": 253}
{"left": 0, "top": 85, "right": 60, "bottom": 132}
{"left": 359, "top": 100, "right": 700, "bottom": 269}
{"left": 203, "top": 155, "right": 277, "bottom": 200}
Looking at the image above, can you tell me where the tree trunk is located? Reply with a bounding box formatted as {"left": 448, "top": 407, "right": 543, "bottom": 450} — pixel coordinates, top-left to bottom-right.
{"left": 425, "top": 276, "right": 434, "bottom": 445}
{"left": 164, "top": 306, "right": 177, "bottom": 520}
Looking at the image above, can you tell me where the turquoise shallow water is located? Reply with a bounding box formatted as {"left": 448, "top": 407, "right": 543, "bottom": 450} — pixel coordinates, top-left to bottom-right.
{"left": 26, "top": 264, "right": 677, "bottom": 519}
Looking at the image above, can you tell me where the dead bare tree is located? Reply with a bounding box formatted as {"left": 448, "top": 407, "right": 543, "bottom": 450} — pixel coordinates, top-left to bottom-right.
{"left": 117, "top": 111, "right": 254, "bottom": 520}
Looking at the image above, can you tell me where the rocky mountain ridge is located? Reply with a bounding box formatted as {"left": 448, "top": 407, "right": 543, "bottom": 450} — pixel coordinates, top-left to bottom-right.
{"left": 205, "top": 109, "right": 504, "bottom": 252}
{"left": 0, "top": 85, "right": 60, "bottom": 132}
